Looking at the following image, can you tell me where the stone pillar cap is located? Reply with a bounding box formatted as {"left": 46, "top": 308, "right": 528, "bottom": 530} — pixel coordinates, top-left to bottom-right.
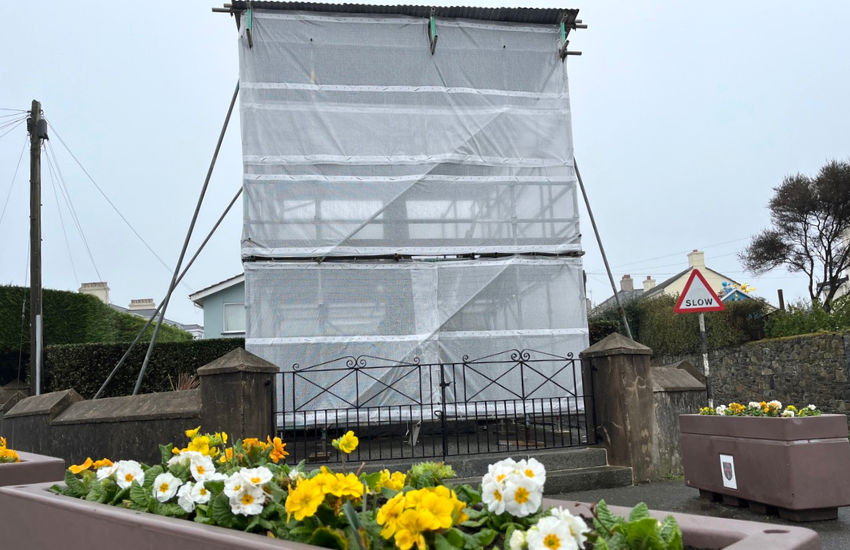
{"left": 580, "top": 332, "right": 652, "bottom": 358}
{"left": 197, "top": 348, "right": 279, "bottom": 376}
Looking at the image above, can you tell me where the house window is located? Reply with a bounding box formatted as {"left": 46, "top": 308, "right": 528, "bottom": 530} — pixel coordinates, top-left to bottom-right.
{"left": 223, "top": 303, "right": 246, "bottom": 334}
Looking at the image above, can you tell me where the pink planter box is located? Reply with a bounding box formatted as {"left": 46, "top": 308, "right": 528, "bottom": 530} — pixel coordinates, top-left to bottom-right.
{"left": 0, "top": 451, "right": 65, "bottom": 488}
{"left": 0, "top": 483, "right": 820, "bottom": 550}
{"left": 680, "top": 414, "right": 850, "bottom": 520}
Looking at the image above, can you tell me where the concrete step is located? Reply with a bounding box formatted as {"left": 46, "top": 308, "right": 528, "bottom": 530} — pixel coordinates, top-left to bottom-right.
{"left": 454, "top": 465, "right": 633, "bottom": 495}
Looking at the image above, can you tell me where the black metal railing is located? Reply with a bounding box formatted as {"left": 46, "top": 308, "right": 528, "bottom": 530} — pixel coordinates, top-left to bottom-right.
{"left": 273, "top": 349, "right": 595, "bottom": 463}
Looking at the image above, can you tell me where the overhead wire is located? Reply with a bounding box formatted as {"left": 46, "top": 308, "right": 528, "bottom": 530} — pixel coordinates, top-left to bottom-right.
{"left": 44, "top": 143, "right": 80, "bottom": 286}
{"left": 45, "top": 120, "right": 195, "bottom": 293}
{"left": 0, "top": 118, "right": 26, "bottom": 140}
{"left": 44, "top": 140, "right": 103, "bottom": 281}
{"left": 0, "top": 135, "right": 28, "bottom": 228}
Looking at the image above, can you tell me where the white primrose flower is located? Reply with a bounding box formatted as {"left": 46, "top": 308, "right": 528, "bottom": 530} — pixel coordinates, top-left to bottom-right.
{"left": 517, "top": 458, "right": 546, "bottom": 488}
{"left": 191, "top": 480, "right": 213, "bottom": 504}
{"left": 768, "top": 400, "right": 782, "bottom": 409}
{"left": 168, "top": 450, "right": 203, "bottom": 468}
{"left": 808, "top": 404, "right": 817, "bottom": 410}
{"left": 526, "top": 517, "right": 578, "bottom": 550}
{"left": 115, "top": 460, "right": 145, "bottom": 489}
{"left": 549, "top": 507, "right": 591, "bottom": 547}
{"left": 189, "top": 454, "right": 217, "bottom": 482}
{"left": 509, "top": 529, "right": 527, "bottom": 550}
{"left": 177, "top": 482, "right": 196, "bottom": 513}
{"left": 504, "top": 476, "right": 542, "bottom": 517}
{"left": 241, "top": 466, "right": 273, "bottom": 487}
{"left": 715, "top": 405, "right": 727, "bottom": 416}
{"left": 481, "top": 473, "right": 507, "bottom": 515}
{"left": 96, "top": 462, "right": 119, "bottom": 481}
{"left": 153, "top": 472, "right": 182, "bottom": 502}
{"left": 488, "top": 458, "right": 518, "bottom": 484}
{"left": 747, "top": 402, "right": 761, "bottom": 409}
{"left": 229, "top": 484, "right": 266, "bottom": 516}
{"left": 224, "top": 471, "right": 248, "bottom": 498}
{"left": 782, "top": 410, "right": 795, "bottom": 417}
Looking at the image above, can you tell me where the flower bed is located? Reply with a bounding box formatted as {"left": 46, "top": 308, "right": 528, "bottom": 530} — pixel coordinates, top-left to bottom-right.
{"left": 0, "top": 427, "right": 822, "bottom": 549}
{"left": 0, "top": 437, "right": 65, "bottom": 488}
{"left": 682, "top": 402, "right": 850, "bottom": 521}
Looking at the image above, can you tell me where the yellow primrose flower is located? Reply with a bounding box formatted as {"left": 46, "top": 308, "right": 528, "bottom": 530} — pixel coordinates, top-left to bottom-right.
{"left": 185, "top": 426, "right": 201, "bottom": 439}
{"left": 333, "top": 431, "right": 359, "bottom": 454}
{"left": 187, "top": 436, "right": 211, "bottom": 455}
{"left": 0, "top": 437, "right": 6, "bottom": 448}
{"left": 69, "top": 457, "right": 93, "bottom": 474}
{"left": 377, "top": 493, "right": 406, "bottom": 538}
{"left": 285, "top": 478, "right": 325, "bottom": 521}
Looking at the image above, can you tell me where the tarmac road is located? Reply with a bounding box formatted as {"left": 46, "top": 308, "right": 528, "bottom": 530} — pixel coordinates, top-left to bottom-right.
{"left": 551, "top": 479, "right": 850, "bottom": 550}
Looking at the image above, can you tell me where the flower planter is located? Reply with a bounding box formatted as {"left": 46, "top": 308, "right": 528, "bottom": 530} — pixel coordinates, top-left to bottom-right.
{"left": 680, "top": 414, "right": 850, "bottom": 521}
{"left": 0, "top": 482, "right": 820, "bottom": 550}
{"left": 0, "top": 451, "right": 65, "bottom": 488}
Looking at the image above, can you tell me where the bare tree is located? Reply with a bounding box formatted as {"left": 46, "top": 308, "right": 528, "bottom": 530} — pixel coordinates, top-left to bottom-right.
{"left": 740, "top": 160, "right": 850, "bottom": 310}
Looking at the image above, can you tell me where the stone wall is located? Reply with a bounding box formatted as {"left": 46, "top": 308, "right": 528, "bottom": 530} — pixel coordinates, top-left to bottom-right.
{"left": 0, "top": 349, "right": 278, "bottom": 465}
{"left": 652, "top": 332, "right": 850, "bottom": 413}
{"left": 651, "top": 366, "right": 705, "bottom": 480}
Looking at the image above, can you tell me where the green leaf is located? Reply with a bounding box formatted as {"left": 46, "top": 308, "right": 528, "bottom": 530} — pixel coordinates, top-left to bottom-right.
{"left": 154, "top": 501, "right": 188, "bottom": 518}
{"left": 160, "top": 443, "right": 174, "bottom": 465}
{"left": 361, "top": 472, "right": 383, "bottom": 491}
{"left": 628, "top": 502, "right": 651, "bottom": 522}
{"left": 658, "top": 516, "right": 682, "bottom": 550}
{"left": 64, "top": 470, "right": 86, "bottom": 498}
{"left": 169, "top": 462, "right": 191, "bottom": 483}
{"left": 623, "top": 517, "right": 662, "bottom": 550}
{"left": 142, "top": 465, "right": 163, "bottom": 491}
{"left": 211, "top": 493, "right": 238, "bottom": 528}
{"left": 381, "top": 487, "right": 400, "bottom": 500}
{"left": 267, "top": 481, "right": 287, "bottom": 504}
{"left": 445, "top": 528, "right": 466, "bottom": 548}
{"left": 594, "top": 500, "right": 621, "bottom": 534}
{"left": 463, "top": 528, "right": 497, "bottom": 550}
{"left": 342, "top": 501, "right": 362, "bottom": 530}
{"left": 309, "top": 526, "right": 349, "bottom": 550}
{"left": 194, "top": 515, "right": 216, "bottom": 525}
{"left": 435, "top": 534, "right": 458, "bottom": 550}
{"left": 109, "top": 486, "right": 130, "bottom": 506}
{"left": 205, "top": 479, "right": 226, "bottom": 495}
{"left": 129, "top": 482, "right": 150, "bottom": 508}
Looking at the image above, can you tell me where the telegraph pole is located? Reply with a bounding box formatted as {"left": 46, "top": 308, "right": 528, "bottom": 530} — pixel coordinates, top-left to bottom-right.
{"left": 28, "top": 100, "right": 46, "bottom": 396}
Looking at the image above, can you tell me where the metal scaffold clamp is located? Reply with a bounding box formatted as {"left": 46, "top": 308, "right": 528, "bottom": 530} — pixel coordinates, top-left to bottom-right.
{"left": 429, "top": 8, "right": 438, "bottom": 55}
{"left": 246, "top": 1, "right": 254, "bottom": 48}
{"left": 558, "top": 12, "right": 584, "bottom": 61}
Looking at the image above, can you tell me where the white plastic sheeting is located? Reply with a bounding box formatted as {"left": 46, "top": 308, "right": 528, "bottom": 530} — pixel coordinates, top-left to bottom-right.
{"left": 237, "top": 8, "right": 587, "bottom": 418}
{"left": 245, "top": 258, "right": 587, "bottom": 420}
{"left": 239, "top": 10, "right": 579, "bottom": 257}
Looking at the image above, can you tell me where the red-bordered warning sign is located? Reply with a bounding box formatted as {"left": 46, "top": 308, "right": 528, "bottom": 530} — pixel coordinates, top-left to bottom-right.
{"left": 674, "top": 269, "right": 725, "bottom": 313}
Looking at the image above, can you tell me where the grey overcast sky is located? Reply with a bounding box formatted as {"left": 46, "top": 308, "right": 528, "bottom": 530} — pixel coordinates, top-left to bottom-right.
{"left": 1, "top": 1, "right": 849, "bottom": 328}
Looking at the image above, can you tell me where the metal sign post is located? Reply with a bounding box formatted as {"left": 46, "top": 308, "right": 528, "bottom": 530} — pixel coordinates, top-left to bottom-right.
{"left": 674, "top": 269, "right": 725, "bottom": 407}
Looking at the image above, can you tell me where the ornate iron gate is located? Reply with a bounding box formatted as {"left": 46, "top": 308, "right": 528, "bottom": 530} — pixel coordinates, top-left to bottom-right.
{"left": 273, "top": 349, "right": 595, "bottom": 463}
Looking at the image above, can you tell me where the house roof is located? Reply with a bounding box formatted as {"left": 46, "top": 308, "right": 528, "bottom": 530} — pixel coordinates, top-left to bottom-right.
{"left": 642, "top": 267, "right": 740, "bottom": 300}
{"left": 189, "top": 274, "right": 245, "bottom": 306}
{"left": 590, "top": 289, "right": 644, "bottom": 316}
{"left": 225, "top": 2, "right": 579, "bottom": 26}
{"left": 109, "top": 304, "right": 198, "bottom": 333}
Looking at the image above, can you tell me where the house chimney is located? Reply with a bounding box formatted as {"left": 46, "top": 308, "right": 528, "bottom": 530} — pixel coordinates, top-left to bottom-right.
{"left": 129, "top": 298, "right": 156, "bottom": 311}
{"left": 688, "top": 249, "right": 706, "bottom": 269}
{"left": 79, "top": 282, "right": 110, "bottom": 304}
{"left": 620, "top": 274, "right": 634, "bottom": 292}
{"left": 643, "top": 276, "right": 656, "bottom": 291}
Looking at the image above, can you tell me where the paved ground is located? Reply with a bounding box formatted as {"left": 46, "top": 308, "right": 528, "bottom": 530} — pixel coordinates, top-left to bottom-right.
{"left": 550, "top": 479, "right": 850, "bottom": 550}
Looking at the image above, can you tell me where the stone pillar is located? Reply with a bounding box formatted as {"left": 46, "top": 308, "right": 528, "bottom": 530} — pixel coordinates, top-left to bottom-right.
{"left": 197, "top": 348, "right": 278, "bottom": 442}
{"left": 581, "top": 333, "right": 654, "bottom": 484}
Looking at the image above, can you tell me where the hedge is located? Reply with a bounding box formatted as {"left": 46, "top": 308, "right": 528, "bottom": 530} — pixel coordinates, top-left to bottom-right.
{"left": 0, "top": 285, "right": 192, "bottom": 385}
{"left": 592, "top": 295, "right": 770, "bottom": 356}
{"left": 43, "top": 338, "right": 246, "bottom": 399}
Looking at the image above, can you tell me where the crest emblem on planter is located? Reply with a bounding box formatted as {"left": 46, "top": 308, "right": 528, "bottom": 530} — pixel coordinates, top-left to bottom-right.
{"left": 719, "top": 454, "right": 737, "bottom": 489}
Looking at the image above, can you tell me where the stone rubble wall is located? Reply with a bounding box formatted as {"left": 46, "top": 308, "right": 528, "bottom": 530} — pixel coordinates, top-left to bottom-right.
{"left": 653, "top": 332, "right": 850, "bottom": 414}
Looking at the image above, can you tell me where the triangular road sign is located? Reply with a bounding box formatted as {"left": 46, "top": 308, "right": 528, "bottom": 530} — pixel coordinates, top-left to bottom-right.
{"left": 674, "top": 269, "right": 725, "bottom": 313}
